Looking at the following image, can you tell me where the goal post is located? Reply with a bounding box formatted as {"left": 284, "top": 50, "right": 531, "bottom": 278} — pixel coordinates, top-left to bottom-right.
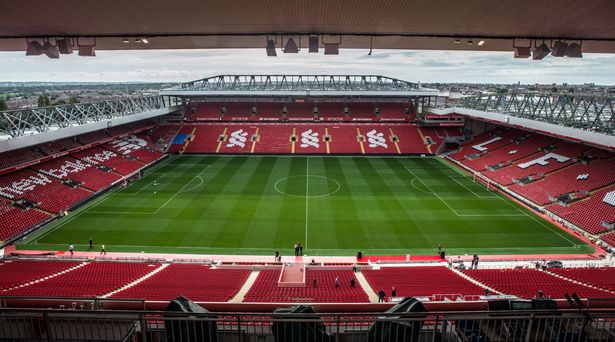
{"left": 472, "top": 171, "right": 494, "bottom": 191}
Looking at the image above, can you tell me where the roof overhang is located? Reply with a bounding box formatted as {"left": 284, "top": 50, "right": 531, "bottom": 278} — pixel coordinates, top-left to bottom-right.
{"left": 2, "top": 0, "right": 615, "bottom": 53}
{"left": 427, "top": 107, "right": 615, "bottom": 150}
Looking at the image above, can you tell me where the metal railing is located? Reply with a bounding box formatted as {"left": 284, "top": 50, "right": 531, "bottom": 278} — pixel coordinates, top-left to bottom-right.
{"left": 1, "top": 308, "right": 614, "bottom": 342}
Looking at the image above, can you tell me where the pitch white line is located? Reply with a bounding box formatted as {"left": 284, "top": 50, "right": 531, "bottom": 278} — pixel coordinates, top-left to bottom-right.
{"left": 153, "top": 165, "right": 210, "bottom": 214}
{"left": 134, "top": 173, "right": 167, "bottom": 194}
{"left": 404, "top": 166, "right": 461, "bottom": 216}
{"left": 31, "top": 243, "right": 583, "bottom": 252}
{"left": 305, "top": 157, "right": 309, "bottom": 250}
{"left": 448, "top": 175, "right": 498, "bottom": 199}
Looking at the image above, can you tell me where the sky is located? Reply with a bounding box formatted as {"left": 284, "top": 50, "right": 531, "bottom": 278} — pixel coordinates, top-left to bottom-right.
{"left": 1, "top": 48, "right": 615, "bottom": 85}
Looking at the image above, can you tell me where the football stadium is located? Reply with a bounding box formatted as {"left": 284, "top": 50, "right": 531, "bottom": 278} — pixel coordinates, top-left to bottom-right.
{"left": 1, "top": 1, "right": 615, "bottom": 341}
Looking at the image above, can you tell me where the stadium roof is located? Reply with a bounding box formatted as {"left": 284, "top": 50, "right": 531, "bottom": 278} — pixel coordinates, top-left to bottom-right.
{"left": 160, "top": 74, "right": 439, "bottom": 97}
{"left": 2, "top": 0, "right": 615, "bottom": 53}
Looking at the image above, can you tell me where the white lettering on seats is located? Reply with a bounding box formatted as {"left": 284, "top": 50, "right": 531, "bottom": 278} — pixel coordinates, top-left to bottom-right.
{"left": 81, "top": 150, "right": 118, "bottom": 165}
{"left": 472, "top": 137, "right": 503, "bottom": 152}
{"left": 226, "top": 129, "right": 248, "bottom": 148}
{"left": 109, "top": 136, "right": 147, "bottom": 155}
{"left": 577, "top": 174, "right": 589, "bottom": 180}
{"left": 516, "top": 153, "right": 570, "bottom": 169}
{"left": 604, "top": 191, "right": 615, "bottom": 207}
{"left": 508, "top": 150, "right": 518, "bottom": 155}
{"left": 300, "top": 129, "right": 320, "bottom": 148}
{"left": 39, "top": 159, "right": 91, "bottom": 179}
{"left": 0, "top": 173, "right": 52, "bottom": 199}
{"left": 366, "top": 129, "right": 388, "bottom": 148}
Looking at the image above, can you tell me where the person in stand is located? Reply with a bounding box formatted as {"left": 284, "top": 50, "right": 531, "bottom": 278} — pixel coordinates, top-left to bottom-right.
{"left": 313, "top": 279, "right": 318, "bottom": 288}
{"left": 473, "top": 255, "right": 480, "bottom": 269}
{"left": 335, "top": 276, "right": 340, "bottom": 288}
{"left": 100, "top": 244, "right": 106, "bottom": 255}
{"left": 275, "top": 250, "right": 280, "bottom": 262}
{"left": 298, "top": 243, "right": 303, "bottom": 256}
{"left": 537, "top": 290, "right": 544, "bottom": 299}
{"left": 350, "top": 278, "right": 356, "bottom": 288}
{"left": 484, "top": 288, "right": 490, "bottom": 296}
{"left": 88, "top": 238, "right": 93, "bottom": 250}
{"left": 438, "top": 243, "right": 442, "bottom": 253}
{"left": 69, "top": 244, "right": 74, "bottom": 256}
{"left": 391, "top": 287, "right": 397, "bottom": 298}
{"left": 294, "top": 243, "right": 299, "bottom": 256}
{"left": 378, "top": 288, "right": 386, "bottom": 303}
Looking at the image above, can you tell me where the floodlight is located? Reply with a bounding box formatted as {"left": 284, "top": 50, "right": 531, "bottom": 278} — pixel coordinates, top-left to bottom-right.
{"left": 283, "top": 38, "right": 299, "bottom": 53}
{"left": 78, "top": 44, "right": 96, "bottom": 57}
{"left": 266, "top": 39, "right": 277, "bottom": 56}
{"left": 551, "top": 41, "right": 568, "bottom": 57}
{"left": 324, "top": 43, "right": 339, "bottom": 55}
{"left": 122, "top": 37, "right": 130, "bottom": 43}
{"left": 477, "top": 40, "right": 485, "bottom": 46}
{"left": 56, "top": 38, "right": 73, "bottom": 54}
{"left": 514, "top": 46, "right": 531, "bottom": 58}
{"left": 467, "top": 40, "right": 473, "bottom": 45}
{"left": 532, "top": 42, "right": 551, "bottom": 60}
{"left": 25, "top": 41, "right": 44, "bottom": 56}
{"left": 42, "top": 41, "right": 59, "bottom": 58}
{"left": 142, "top": 38, "right": 149, "bottom": 44}
{"left": 454, "top": 39, "right": 461, "bottom": 44}
{"left": 308, "top": 36, "right": 319, "bottom": 53}
{"left": 135, "top": 37, "right": 142, "bottom": 43}
{"left": 565, "top": 43, "right": 583, "bottom": 58}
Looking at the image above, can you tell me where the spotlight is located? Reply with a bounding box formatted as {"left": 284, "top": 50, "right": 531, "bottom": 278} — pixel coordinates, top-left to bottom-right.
{"left": 467, "top": 40, "right": 473, "bottom": 45}
{"left": 135, "top": 37, "right": 142, "bottom": 43}
{"left": 122, "top": 37, "right": 130, "bottom": 43}
{"left": 454, "top": 39, "right": 461, "bottom": 44}
{"left": 25, "top": 41, "right": 44, "bottom": 56}
{"left": 42, "top": 41, "right": 60, "bottom": 59}
{"left": 514, "top": 46, "right": 531, "bottom": 58}
{"left": 142, "top": 38, "right": 149, "bottom": 44}
{"left": 308, "top": 36, "right": 319, "bottom": 53}
{"left": 324, "top": 43, "right": 339, "bottom": 55}
{"left": 551, "top": 41, "right": 568, "bottom": 57}
{"left": 56, "top": 38, "right": 73, "bottom": 54}
{"left": 78, "top": 44, "right": 96, "bottom": 57}
{"left": 565, "top": 43, "right": 583, "bottom": 58}
{"left": 266, "top": 39, "right": 277, "bottom": 56}
{"left": 283, "top": 38, "right": 299, "bottom": 53}
{"left": 477, "top": 40, "right": 485, "bottom": 46}
{"left": 532, "top": 42, "right": 551, "bottom": 60}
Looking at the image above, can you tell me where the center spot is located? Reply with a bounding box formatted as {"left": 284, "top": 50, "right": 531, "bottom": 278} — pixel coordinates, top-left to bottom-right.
{"left": 274, "top": 175, "right": 341, "bottom": 198}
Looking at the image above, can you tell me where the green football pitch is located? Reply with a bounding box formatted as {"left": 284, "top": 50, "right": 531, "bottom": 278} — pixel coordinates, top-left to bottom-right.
{"left": 19, "top": 155, "right": 591, "bottom": 256}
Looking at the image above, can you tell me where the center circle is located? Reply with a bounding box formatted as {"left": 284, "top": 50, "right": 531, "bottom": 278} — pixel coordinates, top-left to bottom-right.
{"left": 274, "top": 175, "right": 341, "bottom": 198}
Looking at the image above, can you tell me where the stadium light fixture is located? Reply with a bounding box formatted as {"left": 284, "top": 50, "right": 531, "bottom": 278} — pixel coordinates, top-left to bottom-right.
{"left": 25, "top": 40, "right": 44, "bottom": 56}
{"left": 323, "top": 35, "right": 341, "bottom": 55}
{"left": 283, "top": 37, "right": 299, "bottom": 53}
{"left": 56, "top": 38, "right": 73, "bottom": 54}
{"left": 308, "top": 36, "right": 319, "bottom": 53}
{"left": 551, "top": 41, "right": 568, "bottom": 57}
{"left": 135, "top": 37, "right": 142, "bottom": 43}
{"left": 266, "top": 38, "right": 277, "bottom": 56}
{"left": 467, "top": 39, "right": 473, "bottom": 45}
{"left": 477, "top": 40, "right": 485, "bottom": 46}
{"left": 43, "top": 41, "right": 60, "bottom": 58}
{"left": 565, "top": 42, "right": 583, "bottom": 58}
{"left": 142, "top": 37, "right": 149, "bottom": 44}
{"left": 532, "top": 42, "right": 551, "bottom": 60}
{"left": 453, "top": 39, "right": 461, "bottom": 44}
{"left": 122, "top": 37, "right": 130, "bottom": 43}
